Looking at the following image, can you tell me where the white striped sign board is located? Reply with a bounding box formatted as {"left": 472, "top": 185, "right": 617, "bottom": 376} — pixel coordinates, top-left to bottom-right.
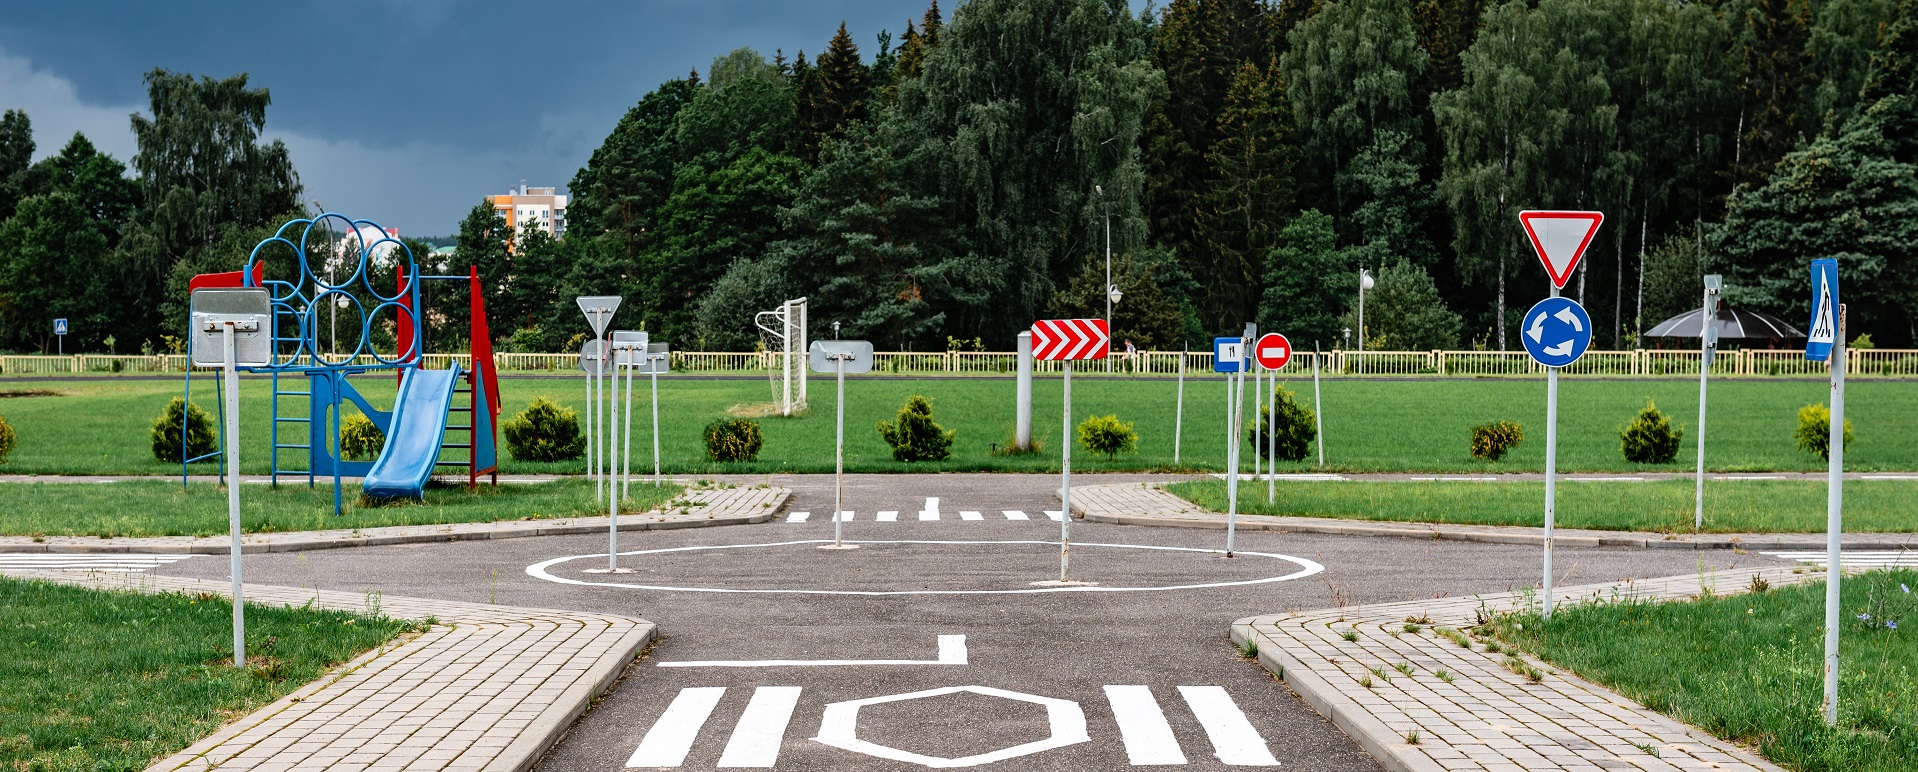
{"left": 1030, "top": 318, "right": 1109, "bottom": 360}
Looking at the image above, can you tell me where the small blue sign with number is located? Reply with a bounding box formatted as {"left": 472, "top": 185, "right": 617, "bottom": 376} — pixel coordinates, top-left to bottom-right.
{"left": 53, "top": 318, "right": 68, "bottom": 335}
{"left": 1519, "top": 297, "right": 1593, "bottom": 368}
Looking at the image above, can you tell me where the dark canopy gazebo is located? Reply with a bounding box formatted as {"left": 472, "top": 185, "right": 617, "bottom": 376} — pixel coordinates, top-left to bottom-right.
{"left": 1645, "top": 304, "right": 1805, "bottom": 348}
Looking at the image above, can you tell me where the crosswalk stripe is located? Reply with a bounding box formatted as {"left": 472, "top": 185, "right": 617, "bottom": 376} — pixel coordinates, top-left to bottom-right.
{"left": 1003, "top": 510, "right": 1029, "bottom": 520}
{"left": 1179, "top": 685, "right": 1278, "bottom": 766}
{"left": 716, "top": 686, "right": 801, "bottom": 768}
{"left": 0, "top": 554, "right": 200, "bottom": 573}
{"left": 919, "top": 497, "right": 940, "bottom": 521}
{"left": 876, "top": 510, "right": 899, "bottom": 522}
{"left": 834, "top": 511, "right": 854, "bottom": 522}
{"left": 627, "top": 687, "right": 727, "bottom": 768}
{"left": 1764, "top": 550, "right": 1918, "bottom": 567}
{"left": 786, "top": 512, "right": 810, "bottom": 523}
{"left": 1104, "top": 685, "right": 1187, "bottom": 765}
{"left": 959, "top": 510, "right": 983, "bottom": 521}
{"left": 1044, "top": 510, "right": 1064, "bottom": 522}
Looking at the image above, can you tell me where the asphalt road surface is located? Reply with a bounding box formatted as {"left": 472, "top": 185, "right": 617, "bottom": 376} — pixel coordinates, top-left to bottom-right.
{"left": 156, "top": 473, "right": 1795, "bottom": 770}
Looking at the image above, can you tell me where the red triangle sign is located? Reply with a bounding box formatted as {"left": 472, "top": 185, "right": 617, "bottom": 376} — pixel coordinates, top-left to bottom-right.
{"left": 1519, "top": 211, "right": 1604, "bottom": 289}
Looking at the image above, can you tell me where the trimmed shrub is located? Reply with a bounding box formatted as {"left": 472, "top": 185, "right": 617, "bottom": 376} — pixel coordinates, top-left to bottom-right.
{"left": 877, "top": 395, "right": 954, "bottom": 462}
{"left": 1077, "top": 414, "right": 1139, "bottom": 461}
{"left": 1470, "top": 420, "right": 1524, "bottom": 461}
{"left": 1251, "top": 385, "right": 1317, "bottom": 461}
{"left": 704, "top": 418, "right": 764, "bottom": 462}
{"left": 1794, "top": 403, "right": 1854, "bottom": 460}
{"left": 340, "top": 413, "right": 387, "bottom": 461}
{"left": 0, "top": 415, "right": 14, "bottom": 463}
{"left": 503, "top": 397, "right": 586, "bottom": 462}
{"left": 151, "top": 397, "right": 218, "bottom": 463}
{"left": 1619, "top": 399, "right": 1683, "bottom": 463}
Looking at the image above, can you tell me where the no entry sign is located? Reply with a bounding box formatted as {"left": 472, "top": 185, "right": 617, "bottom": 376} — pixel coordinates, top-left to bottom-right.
{"left": 1254, "top": 333, "right": 1291, "bottom": 371}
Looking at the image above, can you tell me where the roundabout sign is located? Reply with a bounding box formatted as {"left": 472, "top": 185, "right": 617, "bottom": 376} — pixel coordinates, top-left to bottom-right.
{"left": 525, "top": 539, "right": 1324, "bottom": 596}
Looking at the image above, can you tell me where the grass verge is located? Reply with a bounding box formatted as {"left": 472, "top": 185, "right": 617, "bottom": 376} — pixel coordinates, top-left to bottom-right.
{"left": 0, "top": 576, "right": 422, "bottom": 770}
{"left": 1165, "top": 479, "right": 1918, "bottom": 533}
{"left": 1484, "top": 569, "right": 1918, "bottom": 771}
{"left": 0, "top": 478, "right": 683, "bottom": 538}
{"left": 0, "top": 376, "right": 1913, "bottom": 475}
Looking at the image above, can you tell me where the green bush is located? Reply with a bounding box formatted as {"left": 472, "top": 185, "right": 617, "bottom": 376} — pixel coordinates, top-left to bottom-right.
{"left": 877, "top": 395, "right": 954, "bottom": 462}
{"left": 340, "top": 413, "right": 387, "bottom": 461}
{"left": 1619, "top": 399, "right": 1683, "bottom": 464}
{"left": 0, "top": 415, "right": 14, "bottom": 463}
{"left": 150, "top": 397, "right": 218, "bottom": 463}
{"left": 502, "top": 397, "right": 586, "bottom": 462}
{"left": 1077, "top": 414, "right": 1139, "bottom": 461}
{"left": 1795, "top": 403, "right": 1855, "bottom": 460}
{"left": 704, "top": 418, "right": 764, "bottom": 462}
{"left": 1251, "top": 384, "right": 1317, "bottom": 461}
{"left": 1470, "top": 420, "right": 1524, "bottom": 461}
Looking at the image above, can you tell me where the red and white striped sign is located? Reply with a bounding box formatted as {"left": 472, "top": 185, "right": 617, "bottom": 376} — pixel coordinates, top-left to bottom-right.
{"left": 1030, "top": 318, "right": 1110, "bottom": 360}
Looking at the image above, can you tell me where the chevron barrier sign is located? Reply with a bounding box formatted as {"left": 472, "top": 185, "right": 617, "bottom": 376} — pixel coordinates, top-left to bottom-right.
{"left": 1030, "top": 318, "right": 1110, "bottom": 360}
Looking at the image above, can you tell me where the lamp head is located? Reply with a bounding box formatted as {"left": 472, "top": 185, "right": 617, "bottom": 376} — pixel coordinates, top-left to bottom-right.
{"left": 1108, "top": 285, "right": 1123, "bottom": 305}
{"left": 1360, "top": 269, "right": 1375, "bottom": 291}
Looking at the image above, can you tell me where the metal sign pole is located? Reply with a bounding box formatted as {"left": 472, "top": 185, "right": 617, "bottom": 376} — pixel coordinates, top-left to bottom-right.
{"left": 607, "top": 341, "right": 621, "bottom": 572}
{"left": 222, "top": 323, "right": 245, "bottom": 668}
{"left": 623, "top": 349, "right": 634, "bottom": 499}
{"left": 1173, "top": 349, "right": 1185, "bottom": 465}
{"left": 1544, "top": 365, "right": 1559, "bottom": 618}
{"left": 651, "top": 359, "right": 662, "bottom": 487}
{"left": 1268, "top": 367, "right": 1277, "bottom": 504}
{"left": 1226, "top": 360, "right": 1242, "bottom": 558}
{"left": 598, "top": 313, "right": 610, "bottom": 503}
{"left": 1060, "top": 360, "right": 1073, "bottom": 580}
{"left": 585, "top": 356, "right": 594, "bottom": 491}
{"left": 1694, "top": 276, "right": 1720, "bottom": 530}
{"left": 833, "top": 353, "right": 848, "bottom": 548}
{"left": 1252, "top": 364, "right": 1263, "bottom": 484}
{"left": 1314, "top": 343, "right": 1324, "bottom": 467}
{"left": 1823, "top": 306, "right": 1847, "bottom": 726}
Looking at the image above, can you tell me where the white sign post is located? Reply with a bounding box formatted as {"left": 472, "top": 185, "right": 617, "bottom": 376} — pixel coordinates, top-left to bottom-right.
{"left": 577, "top": 297, "right": 620, "bottom": 505}
{"left": 1518, "top": 210, "right": 1604, "bottom": 619}
{"left": 613, "top": 331, "right": 648, "bottom": 500}
{"left": 1313, "top": 342, "right": 1325, "bottom": 467}
{"left": 1255, "top": 333, "right": 1292, "bottom": 503}
{"left": 191, "top": 288, "right": 270, "bottom": 669}
{"left": 1805, "top": 258, "right": 1844, "bottom": 726}
{"left": 1694, "top": 275, "right": 1722, "bottom": 530}
{"left": 1031, "top": 319, "right": 1110, "bottom": 582}
{"left": 1173, "top": 347, "right": 1186, "bottom": 465}
{"left": 810, "top": 333, "right": 874, "bottom": 550}
{"left": 643, "top": 344, "right": 670, "bottom": 488}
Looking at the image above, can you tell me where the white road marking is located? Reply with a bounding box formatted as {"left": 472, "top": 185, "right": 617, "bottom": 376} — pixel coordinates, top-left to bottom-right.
{"left": 919, "top": 497, "right": 941, "bottom": 521}
{"left": 1406, "top": 476, "right": 1499, "bottom": 482}
{"left": 1104, "top": 686, "right": 1187, "bottom": 765}
{"left": 786, "top": 512, "right": 810, "bottom": 523}
{"left": 1003, "top": 510, "right": 1030, "bottom": 520}
{"left": 715, "top": 686, "right": 802, "bottom": 768}
{"left": 1044, "top": 510, "right": 1064, "bottom": 521}
{"left": 0, "top": 554, "right": 201, "bottom": 573}
{"left": 626, "top": 687, "right": 726, "bottom": 768}
{"left": 1565, "top": 477, "right": 1646, "bottom": 482}
{"left": 960, "top": 510, "right": 984, "bottom": 521}
{"left": 1862, "top": 475, "right": 1918, "bottom": 480}
{"left": 1714, "top": 475, "right": 1790, "bottom": 481}
{"left": 834, "top": 511, "right": 854, "bottom": 522}
{"left": 530, "top": 541, "right": 1324, "bottom": 596}
{"left": 1763, "top": 550, "right": 1918, "bottom": 568}
{"left": 876, "top": 510, "right": 899, "bottom": 522}
{"left": 658, "top": 635, "right": 968, "bottom": 668}
{"left": 814, "top": 685, "right": 1089, "bottom": 767}
{"left": 1210, "top": 473, "right": 1347, "bottom": 482}
{"left": 1179, "top": 685, "right": 1279, "bottom": 766}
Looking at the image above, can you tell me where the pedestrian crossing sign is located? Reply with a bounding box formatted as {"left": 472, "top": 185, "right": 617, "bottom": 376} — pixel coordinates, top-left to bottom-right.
{"left": 1805, "top": 258, "right": 1839, "bottom": 362}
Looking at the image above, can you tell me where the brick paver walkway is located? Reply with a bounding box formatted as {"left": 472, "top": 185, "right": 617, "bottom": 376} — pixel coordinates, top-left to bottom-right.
{"left": 1072, "top": 481, "right": 1918, "bottom": 551}
{"left": 1232, "top": 566, "right": 1810, "bottom": 771}
{"left": 0, "top": 483, "right": 788, "bottom": 555}
{"left": 3, "top": 570, "right": 652, "bottom": 772}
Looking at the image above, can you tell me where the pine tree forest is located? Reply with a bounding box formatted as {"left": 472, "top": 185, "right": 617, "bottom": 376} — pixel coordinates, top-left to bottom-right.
{"left": 2, "top": 0, "right": 1914, "bottom": 354}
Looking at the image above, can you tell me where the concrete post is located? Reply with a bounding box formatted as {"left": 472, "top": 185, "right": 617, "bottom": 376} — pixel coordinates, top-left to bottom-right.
{"left": 1016, "top": 332, "right": 1034, "bottom": 450}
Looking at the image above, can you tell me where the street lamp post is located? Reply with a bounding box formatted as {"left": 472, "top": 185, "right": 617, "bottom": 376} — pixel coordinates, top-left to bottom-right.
{"left": 1357, "top": 268, "right": 1375, "bottom": 374}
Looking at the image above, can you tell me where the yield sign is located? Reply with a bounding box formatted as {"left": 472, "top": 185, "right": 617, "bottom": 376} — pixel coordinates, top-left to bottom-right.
{"left": 1254, "top": 333, "right": 1292, "bottom": 370}
{"left": 1030, "top": 319, "right": 1109, "bottom": 360}
{"left": 1518, "top": 211, "right": 1604, "bottom": 289}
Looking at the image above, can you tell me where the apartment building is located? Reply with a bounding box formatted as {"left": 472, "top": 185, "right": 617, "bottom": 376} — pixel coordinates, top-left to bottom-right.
{"left": 488, "top": 184, "right": 568, "bottom": 239}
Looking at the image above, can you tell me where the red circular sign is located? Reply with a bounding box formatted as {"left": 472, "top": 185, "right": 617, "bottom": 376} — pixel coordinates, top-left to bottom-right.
{"left": 1254, "top": 333, "right": 1292, "bottom": 370}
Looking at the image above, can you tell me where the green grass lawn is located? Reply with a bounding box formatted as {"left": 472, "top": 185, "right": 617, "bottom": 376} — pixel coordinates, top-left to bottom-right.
{"left": 0, "top": 478, "right": 682, "bottom": 538}
{"left": 0, "top": 375, "right": 1912, "bottom": 476}
{"left": 0, "top": 576, "right": 421, "bottom": 771}
{"left": 1485, "top": 569, "right": 1918, "bottom": 771}
{"left": 1167, "top": 478, "right": 1918, "bottom": 533}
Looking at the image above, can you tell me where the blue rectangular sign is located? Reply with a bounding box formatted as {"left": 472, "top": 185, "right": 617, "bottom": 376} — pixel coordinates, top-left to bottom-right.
{"left": 53, "top": 318, "right": 67, "bottom": 336}
{"left": 1805, "top": 258, "right": 1839, "bottom": 362}
{"left": 1213, "top": 337, "right": 1245, "bottom": 373}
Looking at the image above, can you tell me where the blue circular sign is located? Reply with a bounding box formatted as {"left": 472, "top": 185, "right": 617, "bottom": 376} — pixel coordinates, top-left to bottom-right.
{"left": 1520, "top": 297, "right": 1593, "bottom": 368}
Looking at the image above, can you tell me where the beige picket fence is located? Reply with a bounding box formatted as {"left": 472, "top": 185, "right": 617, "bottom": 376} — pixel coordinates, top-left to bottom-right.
{"left": 3, "top": 349, "right": 1915, "bottom": 377}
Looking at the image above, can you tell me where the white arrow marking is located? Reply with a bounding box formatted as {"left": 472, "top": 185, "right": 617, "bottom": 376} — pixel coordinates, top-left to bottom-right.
{"left": 1526, "top": 312, "right": 1547, "bottom": 343}
{"left": 1554, "top": 307, "right": 1583, "bottom": 332}
{"left": 1544, "top": 340, "right": 1574, "bottom": 356}
{"left": 657, "top": 635, "right": 968, "bottom": 668}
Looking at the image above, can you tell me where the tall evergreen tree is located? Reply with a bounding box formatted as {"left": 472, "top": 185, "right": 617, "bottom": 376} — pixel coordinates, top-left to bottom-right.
{"left": 894, "top": 1, "right": 945, "bottom": 81}
{"left": 1258, "top": 209, "right": 1361, "bottom": 349}
{"left": 0, "top": 194, "right": 111, "bottom": 352}
{"left": 640, "top": 147, "right": 806, "bottom": 346}
{"left": 1195, "top": 58, "right": 1295, "bottom": 328}
{"left": 795, "top": 23, "right": 870, "bottom": 163}
{"left": 567, "top": 78, "right": 700, "bottom": 261}
{"left": 1725, "top": 0, "right": 1816, "bottom": 187}
{"left": 0, "top": 110, "right": 33, "bottom": 221}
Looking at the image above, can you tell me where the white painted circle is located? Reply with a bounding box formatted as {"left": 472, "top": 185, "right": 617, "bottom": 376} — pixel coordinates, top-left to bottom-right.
{"left": 525, "top": 539, "right": 1324, "bottom": 596}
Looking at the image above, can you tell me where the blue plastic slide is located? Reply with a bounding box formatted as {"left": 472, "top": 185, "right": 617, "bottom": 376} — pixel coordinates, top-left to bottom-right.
{"left": 361, "top": 367, "right": 460, "bottom": 500}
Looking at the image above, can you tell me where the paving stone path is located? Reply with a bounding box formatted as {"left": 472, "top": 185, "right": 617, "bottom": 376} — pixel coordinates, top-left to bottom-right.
{"left": 3, "top": 569, "right": 652, "bottom": 772}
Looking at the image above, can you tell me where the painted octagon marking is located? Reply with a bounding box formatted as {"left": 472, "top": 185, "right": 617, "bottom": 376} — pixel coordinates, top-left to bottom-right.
{"left": 813, "top": 685, "right": 1089, "bottom": 768}
{"left": 525, "top": 540, "right": 1325, "bottom": 596}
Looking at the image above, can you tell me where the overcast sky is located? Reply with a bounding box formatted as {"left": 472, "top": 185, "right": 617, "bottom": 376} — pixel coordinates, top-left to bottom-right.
{"left": 3, "top": 1, "right": 1150, "bottom": 236}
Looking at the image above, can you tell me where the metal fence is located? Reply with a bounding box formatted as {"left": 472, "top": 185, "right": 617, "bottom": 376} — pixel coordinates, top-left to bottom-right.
{"left": 4, "top": 349, "right": 1916, "bottom": 378}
